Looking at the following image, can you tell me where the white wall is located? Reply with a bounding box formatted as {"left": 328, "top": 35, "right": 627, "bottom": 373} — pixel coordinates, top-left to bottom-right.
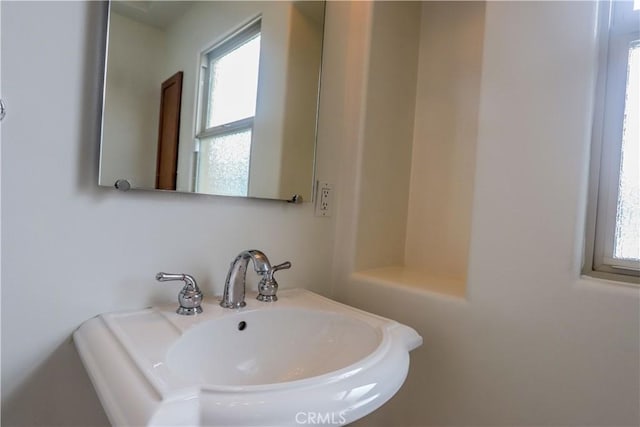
{"left": 0, "top": 1, "right": 345, "bottom": 425}
{"left": 101, "top": 12, "right": 165, "bottom": 189}
{"left": 336, "top": 1, "right": 640, "bottom": 426}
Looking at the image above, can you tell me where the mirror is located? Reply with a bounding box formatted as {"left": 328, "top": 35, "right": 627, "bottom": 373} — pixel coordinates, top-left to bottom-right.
{"left": 99, "top": 1, "right": 325, "bottom": 201}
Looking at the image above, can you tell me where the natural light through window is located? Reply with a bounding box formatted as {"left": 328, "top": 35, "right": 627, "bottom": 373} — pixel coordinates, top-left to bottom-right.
{"left": 198, "top": 130, "right": 252, "bottom": 196}
{"left": 195, "top": 20, "right": 261, "bottom": 197}
{"left": 614, "top": 41, "right": 640, "bottom": 261}
{"left": 588, "top": 1, "right": 639, "bottom": 278}
{"left": 207, "top": 34, "right": 261, "bottom": 128}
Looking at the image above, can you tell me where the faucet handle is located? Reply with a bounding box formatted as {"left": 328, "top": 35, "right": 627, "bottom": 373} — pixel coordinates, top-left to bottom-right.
{"left": 156, "top": 272, "right": 203, "bottom": 315}
{"left": 257, "top": 261, "right": 291, "bottom": 303}
{"left": 271, "top": 261, "right": 292, "bottom": 275}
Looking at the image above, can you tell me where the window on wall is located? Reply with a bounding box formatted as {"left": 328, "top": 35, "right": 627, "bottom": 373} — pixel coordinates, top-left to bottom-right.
{"left": 588, "top": 1, "right": 639, "bottom": 281}
{"left": 194, "top": 20, "right": 261, "bottom": 197}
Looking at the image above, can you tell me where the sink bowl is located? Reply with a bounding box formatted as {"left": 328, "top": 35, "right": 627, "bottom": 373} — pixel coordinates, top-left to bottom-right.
{"left": 74, "top": 289, "right": 422, "bottom": 426}
{"left": 167, "top": 308, "right": 381, "bottom": 387}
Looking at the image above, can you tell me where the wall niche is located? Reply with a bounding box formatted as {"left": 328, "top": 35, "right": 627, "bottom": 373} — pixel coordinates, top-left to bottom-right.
{"left": 354, "top": 1, "right": 486, "bottom": 297}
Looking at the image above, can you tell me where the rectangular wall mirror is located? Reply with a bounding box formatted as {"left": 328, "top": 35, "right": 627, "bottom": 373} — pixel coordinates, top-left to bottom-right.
{"left": 99, "top": 0, "right": 325, "bottom": 201}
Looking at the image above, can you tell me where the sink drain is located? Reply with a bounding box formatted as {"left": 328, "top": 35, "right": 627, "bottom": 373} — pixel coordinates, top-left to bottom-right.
{"left": 238, "top": 321, "right": 247, "bottom": 331}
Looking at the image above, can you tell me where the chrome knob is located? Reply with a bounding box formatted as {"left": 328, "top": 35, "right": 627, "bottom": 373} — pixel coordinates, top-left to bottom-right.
{"left": 257, "top": 261, "right": 291, "bottom": 302}
{"left": 156, "top": 272, "right": 203, "bottom": 315}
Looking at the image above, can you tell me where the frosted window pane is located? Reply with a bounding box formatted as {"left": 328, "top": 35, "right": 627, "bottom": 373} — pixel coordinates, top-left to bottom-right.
{"left": 614, "top": 41, "right": 640, "bottom": 260}
{"left": 634, "top": 0, "right": 640, "bottom": 11}
{"left": 207, "top": 35, "right": 260, "bottom": 128}
{"left": 197, "top": 129, "right": 251, "bottom": 197}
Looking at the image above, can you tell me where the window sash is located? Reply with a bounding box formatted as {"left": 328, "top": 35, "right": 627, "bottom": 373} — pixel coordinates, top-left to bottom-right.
{"left": 594, "top": 33, "right": 639, "bottom": 269}
{"left": 192, "top": 18, "right": 261, "bottom": 193}
{"left": 198, "top": 117, "right": 254, "bottom": 140}
{"left": 587, "top": 1, "right": 640, "bottom": 280}
{"left": 197, "top": 19, "right": 261, "bottom": 137}
{"left": 194, "top": 123, "right": 253, "bottom": 195}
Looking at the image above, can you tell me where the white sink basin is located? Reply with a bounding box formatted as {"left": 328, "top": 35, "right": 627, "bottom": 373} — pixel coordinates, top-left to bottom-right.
{"left": 167, "top": 308, "right": 382, "bottom": 386}
{"left": 74, "top": 289, "right": 422, "bottom": 426}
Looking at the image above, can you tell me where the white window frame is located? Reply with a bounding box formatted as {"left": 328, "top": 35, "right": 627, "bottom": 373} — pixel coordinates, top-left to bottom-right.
{"left": 585, "top": 0, "right": 640, "bottom": 282}
{"left": 193, "top": 19, "right": 261, "bottom": 192}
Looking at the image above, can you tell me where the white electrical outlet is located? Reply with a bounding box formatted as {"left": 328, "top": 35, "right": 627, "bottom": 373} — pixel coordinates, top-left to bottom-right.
{"left": 315, "top": 181, "right": 333, "bottom": 217}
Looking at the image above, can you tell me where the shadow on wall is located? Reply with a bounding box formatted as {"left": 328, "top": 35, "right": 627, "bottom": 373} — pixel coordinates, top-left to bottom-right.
{"left": 1, "top": 341, "right": 109, "bottom": 427}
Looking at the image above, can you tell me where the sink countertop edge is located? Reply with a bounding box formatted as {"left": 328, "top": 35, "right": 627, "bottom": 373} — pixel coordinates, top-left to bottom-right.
{"left": 73, "top": 317, "right": 160, "bottom": 426}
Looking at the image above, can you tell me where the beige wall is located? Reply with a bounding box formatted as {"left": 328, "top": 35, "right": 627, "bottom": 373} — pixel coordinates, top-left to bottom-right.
{"left": 404, "top": 1, "right": 483, "bottom": 282}
{"left": 335, "top": 1, "right": 640, "bottom": 426}
{"left": 355, "top": 1, "right": 421, "bottom": 271}
{"left": 354, "top": 1, "right": 482, "bottom": 292}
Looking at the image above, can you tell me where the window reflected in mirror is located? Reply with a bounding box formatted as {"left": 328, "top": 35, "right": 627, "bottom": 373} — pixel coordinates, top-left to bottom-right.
{"left": 195, "top": 20, "right": 262, "bottom": 197}
{"left": 99, "top": 1, "right": 325, "bottom": 201}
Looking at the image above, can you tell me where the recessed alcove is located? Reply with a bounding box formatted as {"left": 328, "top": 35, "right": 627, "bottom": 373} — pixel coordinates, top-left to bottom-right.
{"left": 353, "top": 1, "right": 486, "bottom": 298}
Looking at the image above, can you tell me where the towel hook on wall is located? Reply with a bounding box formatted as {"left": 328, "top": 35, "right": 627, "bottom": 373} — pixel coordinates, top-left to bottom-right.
{"left": 0, "top": 99, "right": 6, "bottom": 122}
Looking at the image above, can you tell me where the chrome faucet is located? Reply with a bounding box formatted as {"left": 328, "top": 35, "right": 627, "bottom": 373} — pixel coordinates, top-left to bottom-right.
{"left": 220, "top": 249, "right": 291, "bottom": 308}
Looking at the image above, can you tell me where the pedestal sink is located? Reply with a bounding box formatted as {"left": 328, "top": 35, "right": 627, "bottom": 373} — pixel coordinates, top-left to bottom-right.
{"left": 74, "top": 289, "right": 422, "bottom": 426}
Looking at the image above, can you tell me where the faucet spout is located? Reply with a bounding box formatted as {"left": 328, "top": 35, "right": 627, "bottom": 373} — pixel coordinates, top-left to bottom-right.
{"left": 220, "top": 249, "right": 291, "bottom": 309}
{"left": 220, "top": 250, "right": 271, "bottom": 309}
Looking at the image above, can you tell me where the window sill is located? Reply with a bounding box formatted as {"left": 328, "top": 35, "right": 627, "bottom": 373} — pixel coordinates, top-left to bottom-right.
{"left": 580, "top": 270, "right": 640, "bottom": 287}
